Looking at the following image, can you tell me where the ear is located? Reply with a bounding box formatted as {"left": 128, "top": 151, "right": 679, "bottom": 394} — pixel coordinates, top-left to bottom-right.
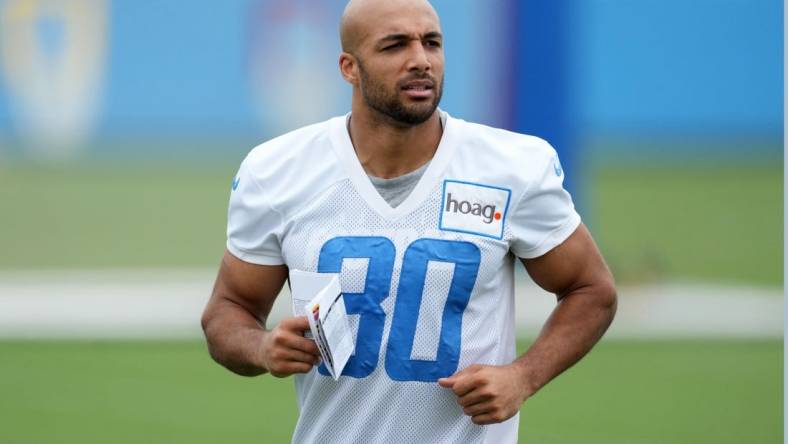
{"left": 339, "top": 52, "right": 359, "bottom": 86}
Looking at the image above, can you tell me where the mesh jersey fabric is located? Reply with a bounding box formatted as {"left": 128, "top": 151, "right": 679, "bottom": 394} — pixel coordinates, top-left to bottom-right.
{"left": 226, "top": 111, "right": 581, "bottom": 444}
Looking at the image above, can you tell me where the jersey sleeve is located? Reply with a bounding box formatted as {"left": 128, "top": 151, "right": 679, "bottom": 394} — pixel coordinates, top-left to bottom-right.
{"left": 225, "top": 157, "right": 285, "bottom": 265}
{"left": 508, "top": 146, "right": 581, "bottom": 259}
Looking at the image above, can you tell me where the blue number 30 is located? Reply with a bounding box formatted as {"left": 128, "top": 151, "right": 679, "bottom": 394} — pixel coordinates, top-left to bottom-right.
{"left": 316, "top": 236, "right": 481, "bottom": 382}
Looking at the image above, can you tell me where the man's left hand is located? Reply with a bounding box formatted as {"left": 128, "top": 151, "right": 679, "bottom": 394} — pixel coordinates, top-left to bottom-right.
{"left": 438, "top": 363, "right": 533, "bottom": 425}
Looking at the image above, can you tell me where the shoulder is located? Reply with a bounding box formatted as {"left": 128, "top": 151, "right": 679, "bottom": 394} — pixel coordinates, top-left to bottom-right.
{"left": 448, "top": 120, "right": 580, "bottom": 259}
{"left": 234, "top": 116, "right": 348, "bottom": 216}
{"left": 454, "top": 118, "right": 556, "bottom": 165}
{"left": 446, "top": 116, "right": 559, "bottom": 192}
{"left": 242, "top": 118, "right": 338, "bottom": 175}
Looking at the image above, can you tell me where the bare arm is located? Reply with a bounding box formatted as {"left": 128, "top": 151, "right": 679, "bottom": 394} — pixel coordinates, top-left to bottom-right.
{"left": 201, "top": 250, "right": 320, "bottom": 377}
{"left": 515, "top": 222, "right": 617, "bottom": 389}
{"left": 439, "top": 223, "right": 617, "bottom": 424}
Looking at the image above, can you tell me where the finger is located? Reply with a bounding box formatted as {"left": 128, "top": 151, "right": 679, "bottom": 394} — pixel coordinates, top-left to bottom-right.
{"left": 450, "top": 375, "right": 482, "bottom": 397}
{"left": 471, "top": 413, "right": 499, "bottom": 426}
{"left": 280, "top": 333, "right": 321, "bottom": 356}
{"left": 278, "top": 348, "right": 322, "bottom": 365}
{"left": 271, "top": 361, "right": 314, "bottom": 377}
{"left": 439, "top": 365, "right": 482, "bottom": 391}
{"left": 437, "top": 377, "right": 454, "bottom": 388}
{"left": 286, "top": 361, "right": 316, "bottom": 374}
{"left": 280, "top": 316, "right": 312, "bottom": 333}
{"left": 457, "top": 389, "right": 494, "bottom": 408}
{"left": 463, "top": 401, "right": 494, "bottom": 417}
{"left": 471, "top": 410, "right": 512, "bottom": 426}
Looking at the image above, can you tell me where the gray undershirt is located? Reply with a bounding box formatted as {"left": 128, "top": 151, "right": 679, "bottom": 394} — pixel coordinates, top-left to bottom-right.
{"left": 368, "top": 162, "right": 430, "bottom": 208}
{"left": 354, "top": 113, "right": 443, "bottom": 208}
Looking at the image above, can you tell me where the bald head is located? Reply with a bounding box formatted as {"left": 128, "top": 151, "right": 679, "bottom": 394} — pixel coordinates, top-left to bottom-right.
{"left": 340, "top": 0, "right": 440, "bottom": 54}
{"left": 338, "top": 0, "right": 445, "bottom": 126}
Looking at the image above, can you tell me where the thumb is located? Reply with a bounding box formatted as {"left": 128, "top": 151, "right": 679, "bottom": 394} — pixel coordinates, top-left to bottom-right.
{"left": 282, "top": 316, "right": 311, "bottom": 333}
{"left": 437, "top": 376, "right": 455, "bottom": 388}
{"left": 438, "top": 366, "right": 470, "bottom": 387}
{"left": 438, "top": 364, "right": 481, "bottom": 387}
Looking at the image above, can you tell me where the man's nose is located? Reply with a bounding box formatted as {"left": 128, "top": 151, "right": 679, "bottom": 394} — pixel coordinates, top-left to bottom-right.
{"left": 406, "top": 42, "right": 432, "bottom": 72}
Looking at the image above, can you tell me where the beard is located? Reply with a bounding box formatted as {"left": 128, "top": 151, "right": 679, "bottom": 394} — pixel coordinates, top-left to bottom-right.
{"left": 357, "top": 61, "right": 443, "bottom": 126}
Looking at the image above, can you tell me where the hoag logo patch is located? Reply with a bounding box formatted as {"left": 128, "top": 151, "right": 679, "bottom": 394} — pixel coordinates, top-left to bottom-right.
{"left": 439, "top": 180, "right": 511, "bottom": 239}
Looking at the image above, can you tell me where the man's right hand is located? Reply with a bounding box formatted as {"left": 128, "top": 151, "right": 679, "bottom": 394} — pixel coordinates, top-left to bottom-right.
{"left": 259, "top": 316, "right": 322, "bottom": 377}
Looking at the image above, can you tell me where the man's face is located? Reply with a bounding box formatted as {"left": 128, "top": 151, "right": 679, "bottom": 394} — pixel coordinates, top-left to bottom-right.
{"left": 351, "top": 6, "right": 445, "bottom": 126}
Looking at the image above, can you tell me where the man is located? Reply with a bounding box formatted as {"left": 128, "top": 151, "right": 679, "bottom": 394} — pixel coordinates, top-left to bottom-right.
{"left": 201, "top": 0, "right": 617, "bottom": 442}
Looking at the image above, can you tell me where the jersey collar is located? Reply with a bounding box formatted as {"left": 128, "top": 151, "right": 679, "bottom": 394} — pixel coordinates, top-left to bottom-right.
{"left": 329, "top": 109, "right": 459, "bottom": 221}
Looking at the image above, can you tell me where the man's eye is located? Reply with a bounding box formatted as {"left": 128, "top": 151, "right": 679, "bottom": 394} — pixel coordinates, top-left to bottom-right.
{"left": 384, "top": 42, "right": 404, "bottom": 50}
{"left": 427, "top": 40, "right": 442, "bottom": 47}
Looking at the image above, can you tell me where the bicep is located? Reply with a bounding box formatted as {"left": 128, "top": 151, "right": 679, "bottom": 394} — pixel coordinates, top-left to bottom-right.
{"left": 520, "top": 223, "right": 613, "bottom": 299}
{"left": 208, "top": 250, "right": 289, "bottom": 323}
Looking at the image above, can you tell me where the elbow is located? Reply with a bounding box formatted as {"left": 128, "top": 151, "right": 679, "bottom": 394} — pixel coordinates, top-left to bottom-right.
{"left": 200, "top": 309, "right": 212, "bottom": 338}
{"left": 200, "top": 305, "right": 222, "bottom": 363}
{"left": 597, "top": 277, "right": 618, "bottom": 324}
{"left": 200, "top": 302, "right": 266, "bottom": 378}
{"left": 201, "top": 303, "right": 215, "bottom": 342}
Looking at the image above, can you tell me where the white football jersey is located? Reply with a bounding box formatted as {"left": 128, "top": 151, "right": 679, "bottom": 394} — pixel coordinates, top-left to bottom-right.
{"left": 227, "top": 111, "right": 580, "bottom": 444}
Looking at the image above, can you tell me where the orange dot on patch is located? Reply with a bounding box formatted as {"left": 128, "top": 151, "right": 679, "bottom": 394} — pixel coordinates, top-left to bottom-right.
{"left": 494, "top": 212, "right": 502, "bottom": 220}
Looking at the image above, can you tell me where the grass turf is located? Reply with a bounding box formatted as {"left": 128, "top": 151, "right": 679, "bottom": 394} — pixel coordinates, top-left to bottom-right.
{"left": 0, "top": 340, "right": 781, "bottom": 444}
{"left": 0, "top": 161, "right": 782, "bottom": 286}
{"left": 591, "top": 164, "right": 783, "bottom": 286}
{"left": 0, "top": 164, "right": 233, "bottom": 269}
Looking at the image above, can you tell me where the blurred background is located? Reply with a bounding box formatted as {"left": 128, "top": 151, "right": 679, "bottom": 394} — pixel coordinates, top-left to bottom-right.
{"left": 0, "top": 0, "right": 782, "bottom": 443}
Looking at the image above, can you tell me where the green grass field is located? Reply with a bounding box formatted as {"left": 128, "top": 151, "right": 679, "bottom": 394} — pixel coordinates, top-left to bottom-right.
{"left": 0, "top": 340, "right": 781, "bottom": 444}
{"left": 0, "top": 160, "right": 782, "bottom": 285}
{"left": 591, "top": 164, "right": 783, "bottom": 286}
{"left": 0, "top": 164, "right": 232, "bottom": 269}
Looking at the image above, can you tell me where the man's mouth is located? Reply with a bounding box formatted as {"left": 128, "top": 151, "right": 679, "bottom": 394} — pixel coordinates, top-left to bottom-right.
{"left": 402, "top": 80, "right": 434, "bottom": 90}
{"left": 402, "top": 80, "right": 435, "bottom": 98}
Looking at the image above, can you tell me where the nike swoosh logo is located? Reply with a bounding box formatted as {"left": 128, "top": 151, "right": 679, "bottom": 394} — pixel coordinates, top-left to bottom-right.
{"left": 232, "top": 177, "right": 240, "bottom": 190}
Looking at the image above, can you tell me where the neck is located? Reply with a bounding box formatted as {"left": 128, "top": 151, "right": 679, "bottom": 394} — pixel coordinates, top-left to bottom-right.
{"left": 348, "top": 97, "right": 443, "bottom": 179}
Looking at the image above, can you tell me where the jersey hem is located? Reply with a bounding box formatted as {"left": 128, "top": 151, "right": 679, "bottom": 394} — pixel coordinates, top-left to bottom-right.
{"left": 511, "top": 212, "right": 581, "bottom": 259}
{"left": 226, "top": 242, "right": 285, "bottom": 265}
